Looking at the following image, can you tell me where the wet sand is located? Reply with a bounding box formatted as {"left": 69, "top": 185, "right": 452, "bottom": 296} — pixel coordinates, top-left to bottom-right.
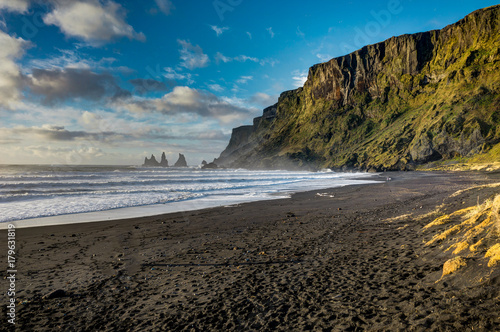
{"left": 1, "top": 171, "right": 500, "bottom": 331}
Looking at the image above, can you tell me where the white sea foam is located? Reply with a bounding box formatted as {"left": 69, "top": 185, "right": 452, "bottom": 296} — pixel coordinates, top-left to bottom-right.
{"left": 0, "top": 165, "right": 378, "bottom": 227}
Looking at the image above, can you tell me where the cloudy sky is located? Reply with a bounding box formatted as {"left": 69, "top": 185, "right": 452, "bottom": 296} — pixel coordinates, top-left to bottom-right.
{"left": 0, "top": 0, "right": 496, "bottom": 165}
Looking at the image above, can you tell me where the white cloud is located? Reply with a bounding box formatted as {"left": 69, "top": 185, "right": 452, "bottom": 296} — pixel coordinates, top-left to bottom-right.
{"left": 190, "top": 130, "right": 227, "bottom": 141}
{"left": 215, "top": 52, "right": 232, "bottom": 64}
{"left": 5, "top": 102, "right": 84, "bottom": 126}
{"left": 178, "top": 40, "right": 209, "bottom": 70}
{"left": 292, "top": 69, "right": 308, "bottom": 88}
{"left": 267, "top": 27, "right": 275, "bottom": 38}
{"left": 111, "top": 86, "right": 251, "bottom": 124}
{"left": 43, "top": 0, "right": 145, "bottom": 44}
{"left": 207, "top": 83, "right": 224, "bottom": 92}
{"left": 79, "top": 110, "right": 103, "bottom": 130}
{"left": 1, "top": 124, "right": 120, "bottom": 142}
{"left": 29, "top": 49, "right": 117, "bottom": 71}
{"left": 78, "top": 110, "right": 162, "bottom": 135}
{"left": 246, "top": 32, "right": 252, "bottom": 39}
{"left": 316, "top": 53, "right": 332, "bottom": 62}
{"left": 215, "top": 52, "right": 259, "bottom": 65}
{"left": 210, "top": 25, "right": 229, "bottom": 37}
{"left": 259, "top": 58, "right": 278, "bottom": 67}
{"left": 23, "top": 144, "right": 106, "bottom": 164}
{"left": 1, "top": 100, "right": 239, "bottom": 164}
{"left": 234, "top": 55, "right": 258, "bottom": 63}
{"left": 154, "top": 0, "right": 174, "bottom": 15}
{"left": 236, "top": 76, "right": 253, "bottom": 84}
{"left": 163, "top": 67, "right": 194, "bottom": 84}
{"left": 248, "top": 92, "right": 277, "bottom": 107}
{"left": 296, "top": 26, "right": 305, "bottom": 38}
{"left": 0, "top": 0, "right": 30, "bottom": 12}
{"left": 0, "top": 30, "right": 30, "bottom": 109}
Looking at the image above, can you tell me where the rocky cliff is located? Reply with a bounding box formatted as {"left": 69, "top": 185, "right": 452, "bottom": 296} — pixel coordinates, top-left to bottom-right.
{"left": 217, "top": 5, "right": 500, "bottom": 171}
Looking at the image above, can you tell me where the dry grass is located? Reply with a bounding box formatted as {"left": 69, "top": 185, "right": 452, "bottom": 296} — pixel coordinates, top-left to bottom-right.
{"left": 384, "top": 213, "right": 412, "bottom": 223}
{"left": 470, "top": 238, "right": 486, "bottom": 252}
{"left": 423, "top": 206, "right": 476, "bottom": 230}
{"left": 414, "top": 203, "right": 447, "bottom": 222}
{"left": 421, "top": 162, "right": 500, "bottom": 173}
{"left": 441, "top": 256, "right": 467, "bottom": 278}
{"left": 449, "top": 241, "right": 470, "bottom": 254}
{"left": 425, "top": 198, "right": 495, "bottom": 246}
{"left": 493, "top": 194, "right": 500, "bottom": 234}
{"left": 425, "top": 190, "right": 500, "bottom": 279}
{"left": 486, "top": 244, "right": 500, "bottom": 267}
{"left": 450, "top": 183, "right": 500, "bottom": 198}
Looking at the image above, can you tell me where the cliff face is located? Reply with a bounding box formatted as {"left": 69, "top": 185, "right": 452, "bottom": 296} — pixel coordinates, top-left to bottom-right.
{"left": 217, "top": 5, "right": 500, "bottom": 170}
{"left": 215, "top": 125, "right": 254, "bottom": 166}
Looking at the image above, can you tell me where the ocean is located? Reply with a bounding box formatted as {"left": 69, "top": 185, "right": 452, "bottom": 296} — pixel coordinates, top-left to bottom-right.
{"left": 0, "top": 165, "right": 378, "bottom": 227}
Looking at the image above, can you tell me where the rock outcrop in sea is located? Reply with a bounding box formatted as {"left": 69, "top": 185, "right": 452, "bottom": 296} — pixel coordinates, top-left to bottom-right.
{"left": 174, "top": 153, "right": 188, "bottom": 167}
{"left": 160, "top": 152, "right": 169, "bottom": 167}
{"left": 201, "top": 162, "right": 218, "bottom": 169}
{"left": 143, "top": 154, "right": 161, "bottom": 167}
{"left": 215, "top": 5, "right": 500, "bottom": 171}
{"left": 142, "top": 152, "right": 175, "bottom": 167}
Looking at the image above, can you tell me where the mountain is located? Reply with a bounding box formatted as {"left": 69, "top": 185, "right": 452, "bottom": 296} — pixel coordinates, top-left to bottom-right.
{"left": 216, "top": 5, "right": 500, "bottom": 171}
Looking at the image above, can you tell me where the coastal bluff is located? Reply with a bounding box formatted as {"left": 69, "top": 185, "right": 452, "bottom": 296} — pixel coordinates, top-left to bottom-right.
{"left": 215, "top": 5, "right": 500, "bottom": 171}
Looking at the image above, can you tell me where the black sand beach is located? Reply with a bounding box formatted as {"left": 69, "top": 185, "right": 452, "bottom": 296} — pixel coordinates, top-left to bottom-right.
{"left": 1, "top": 171, "right": 500, "bottom": 331}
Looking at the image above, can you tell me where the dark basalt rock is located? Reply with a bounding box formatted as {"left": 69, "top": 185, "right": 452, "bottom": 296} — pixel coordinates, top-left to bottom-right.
{"left": 143, "top": 152, "right": 169, "bottom": 167}
{"left": 202, "top": 162, "right": 218, "bottom": 169}
{"left": 44, "top": 289, "right": 67, "bottom": 299}
{"left": 174, "top": 153, "right": 188, "bottom": 167}
{"left": 143, "top": 154, "right": 160, "bottom": 167}
{"left": 160, "top": 152, "right": 169, "bottom": 167}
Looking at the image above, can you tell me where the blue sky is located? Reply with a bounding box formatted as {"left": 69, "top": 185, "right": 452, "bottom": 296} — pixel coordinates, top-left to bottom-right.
{"left": 0, "top": 0, "right": 498, "bottom": 165}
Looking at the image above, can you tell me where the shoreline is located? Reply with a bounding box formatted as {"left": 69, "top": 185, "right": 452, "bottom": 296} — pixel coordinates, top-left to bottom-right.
{"left": 1, "top": 173, "right": 381, "bottom": 229}
{"left": 1, "top": 171, "right": 499, "bottom": 330}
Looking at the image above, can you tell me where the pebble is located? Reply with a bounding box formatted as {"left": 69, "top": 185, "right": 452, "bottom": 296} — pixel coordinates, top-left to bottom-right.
{"left": 44, "top": 289, "right": 67, "bottom": 299}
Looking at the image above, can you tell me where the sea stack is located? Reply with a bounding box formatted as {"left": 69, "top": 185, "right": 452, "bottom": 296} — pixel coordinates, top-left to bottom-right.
{"left": 160, "top": 152, "right": 169, "bottom": 167}
{"left": 143, "top": 154, "right": 160, "bottom": 167}
{"left": 174, "top": 153, "right": 188, "bottom": 167}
